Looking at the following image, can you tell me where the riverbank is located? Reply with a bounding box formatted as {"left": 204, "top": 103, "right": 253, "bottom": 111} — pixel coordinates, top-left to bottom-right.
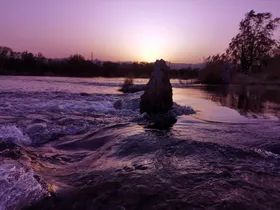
{"left": 231, "top": 73, "right": 280, "bottom": 86}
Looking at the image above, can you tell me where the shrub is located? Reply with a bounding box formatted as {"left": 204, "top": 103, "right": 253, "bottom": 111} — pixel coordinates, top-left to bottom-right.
{"left": 199, "top": 54, "right": 233, "bottom": 85}
{"left": 123, "top": 77, "right": 134, "bottom": 86}
{"left": 264, "top": 56, "right": 280, "bottom": 80}
{"left": 119, "top": 77, "right": 134, "bottom": 92}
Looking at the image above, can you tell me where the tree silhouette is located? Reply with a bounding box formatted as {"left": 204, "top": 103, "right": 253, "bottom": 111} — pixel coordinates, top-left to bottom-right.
{"left": 69, "top": 54, "right": 85, "bottom": 62}
{"left": 227, "top": 10, "right": 280, "bottom": 73}
{"left": 0, "top": 46, "right": 13, "bottom": 59}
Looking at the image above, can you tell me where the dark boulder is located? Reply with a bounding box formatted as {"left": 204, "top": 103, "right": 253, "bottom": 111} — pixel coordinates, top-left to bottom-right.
{"left": 140, "top": 59, "right": 173, "bottom": 114}
{"left": 119, "top": 84, "right": 146, "bottom": 93}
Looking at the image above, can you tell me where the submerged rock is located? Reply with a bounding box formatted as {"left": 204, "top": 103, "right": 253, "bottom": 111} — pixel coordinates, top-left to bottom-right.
{"left": 145, "top": 113, "right": 177, "bottom": 129}
{"left": 140, "top": 59, "right": 173, "bottom": 114}
{"left": 135, "top": 102, "right": 195, "bottom": 129}
{"left": 119, "top": 84, "right": 146, "bottom": 93}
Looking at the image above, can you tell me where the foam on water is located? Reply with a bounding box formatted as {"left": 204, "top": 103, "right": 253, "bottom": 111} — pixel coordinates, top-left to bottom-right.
{"left": 253, "top": 148, "right": 280, "bottom": 159}
{"left": 25, "top": 122, "right": 93, "bottom": 146}
{"left": 25, "top": 98, "right": 116, "bottom": 114}
{"left": 0, "top": 160, "right": 46, "bottom": 210}
{"left": 0, "top": 125, "right": 31, "bottom": 146}
{"left": 73, "top": 100, "right": 115, "bottom": 112}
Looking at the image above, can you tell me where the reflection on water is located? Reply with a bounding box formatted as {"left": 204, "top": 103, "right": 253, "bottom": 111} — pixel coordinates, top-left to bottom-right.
{"left": 202, "top": 85, "right": 280, "bottom": 119}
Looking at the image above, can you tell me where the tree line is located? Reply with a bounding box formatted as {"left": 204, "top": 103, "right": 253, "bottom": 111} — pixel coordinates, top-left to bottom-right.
{"left": 0, "top": 47, "right": 199, "bottom": 79}
{"left": 0, "top": 49, "right": 149, "bottom": 78}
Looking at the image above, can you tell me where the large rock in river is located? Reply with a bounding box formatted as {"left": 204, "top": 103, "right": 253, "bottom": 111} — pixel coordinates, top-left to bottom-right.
{"left": 140, "top": 59, "right": 173, "bottom": 114}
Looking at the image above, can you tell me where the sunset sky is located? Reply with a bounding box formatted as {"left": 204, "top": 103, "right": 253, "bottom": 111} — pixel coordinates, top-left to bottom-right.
{"left": 1, "top": 0, "right": 280, "bottom": 63}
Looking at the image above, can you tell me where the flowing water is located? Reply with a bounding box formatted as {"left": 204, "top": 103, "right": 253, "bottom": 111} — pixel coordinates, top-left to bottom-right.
{"left": 1, "top": 76, "right": 280, "bottom": 210}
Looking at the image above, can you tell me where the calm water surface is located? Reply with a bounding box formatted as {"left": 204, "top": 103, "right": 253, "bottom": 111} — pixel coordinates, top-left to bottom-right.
{"left": 1, "top": 76, "right": 280, "bottom": 210}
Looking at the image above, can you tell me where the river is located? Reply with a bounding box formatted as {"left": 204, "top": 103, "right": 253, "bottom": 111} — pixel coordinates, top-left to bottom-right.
{"left": 1, "top": 76, "right": 280, "bottom": 210}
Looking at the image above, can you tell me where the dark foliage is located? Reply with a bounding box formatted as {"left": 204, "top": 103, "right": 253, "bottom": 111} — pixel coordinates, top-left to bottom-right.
{"left": 0, "top": 47, "right": 199, "bottom": 79}
{"left": 199, "top": 54, "right": 234, "bottom": 84}
{"left": 167, "top": 67, "right": 199, "bottom": 80}
{"left": 227, "top": 10, "right": 280, "bottom": 73}
{"left": 0, "top": 49, "right": 103, "bottom": 77}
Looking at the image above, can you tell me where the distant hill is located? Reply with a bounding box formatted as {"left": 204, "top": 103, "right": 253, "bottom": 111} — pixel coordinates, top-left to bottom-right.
{"left": 92, "top": 59, "right": 205, "bottom": 70}
{"left": 167, "top": 62, "right": 206, "bottom": 70}
{"left": 51, "top": 58, "right": 205, "bottom": 70}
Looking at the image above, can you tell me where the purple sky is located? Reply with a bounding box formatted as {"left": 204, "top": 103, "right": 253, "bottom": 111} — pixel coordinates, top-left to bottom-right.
{"left": 1, "top": 0, "right": 280, "bottom": 63}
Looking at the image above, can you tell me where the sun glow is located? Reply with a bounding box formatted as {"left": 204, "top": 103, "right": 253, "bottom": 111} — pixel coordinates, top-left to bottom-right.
{"left": 137, "top": 31, "right": 166, "bottom": 62}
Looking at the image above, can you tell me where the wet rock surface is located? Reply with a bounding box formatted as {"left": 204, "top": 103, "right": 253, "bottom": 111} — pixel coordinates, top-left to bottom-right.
{"left": 140, "top": 59, "right": 173, "bottom": 114}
